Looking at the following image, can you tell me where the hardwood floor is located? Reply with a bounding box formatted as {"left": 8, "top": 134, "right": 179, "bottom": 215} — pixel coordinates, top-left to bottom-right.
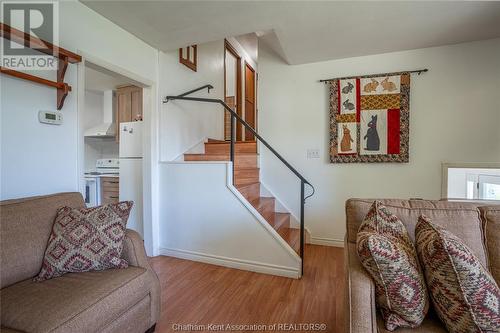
{"left": 150, "top": 245, "right": 344, "bottom": 333}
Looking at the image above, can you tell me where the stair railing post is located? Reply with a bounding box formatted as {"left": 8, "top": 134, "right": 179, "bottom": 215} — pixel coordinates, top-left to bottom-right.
{"left": 230, "top": 113, "right": 235, "bottom": 184}
{"left": 300, "top": 180, "right": 305, "bottom": 276}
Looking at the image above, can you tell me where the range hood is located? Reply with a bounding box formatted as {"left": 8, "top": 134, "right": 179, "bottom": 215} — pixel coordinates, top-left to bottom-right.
{"left": 84, "top": 122, "right": 115, "bottom": 137}
{"left": 84, "top": 90, "right": 116, "bottom": 138}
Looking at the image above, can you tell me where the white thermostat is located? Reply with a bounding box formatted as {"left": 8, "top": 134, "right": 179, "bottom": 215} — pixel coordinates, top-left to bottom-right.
{"left": 38, "top": 111, "right": 63, "bottom": 125}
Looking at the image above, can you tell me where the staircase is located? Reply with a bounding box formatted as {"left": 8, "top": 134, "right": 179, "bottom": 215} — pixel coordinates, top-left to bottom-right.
{"left": 184, "top": 140, "right": 300, "bottom": 253}
{"left": 165, "top": 85, "right": 314, "bottom": 275}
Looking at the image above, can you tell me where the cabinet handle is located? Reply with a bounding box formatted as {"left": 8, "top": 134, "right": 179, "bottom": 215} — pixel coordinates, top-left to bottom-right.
{"left": 109, "top": 196, "right": 119, "bottom": 199}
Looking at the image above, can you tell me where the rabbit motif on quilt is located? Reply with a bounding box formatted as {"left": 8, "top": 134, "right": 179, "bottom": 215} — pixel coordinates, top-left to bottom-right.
{"left": 342, "top": 82, "right": 354, "bottom": 94}
{"left": 343, "top": 99, "right": 355, "bottom": 111}
{"left": 381, "top": 77, "right": 397, "bottom": 92}
{"left": 363, "top": 79, "right": 379, "bottom": 93}
{"left": 340, "top": 125, "right": 354, "bottom": 152}
{"left": 364, "top": 115, "right": 380, "bottom": 151}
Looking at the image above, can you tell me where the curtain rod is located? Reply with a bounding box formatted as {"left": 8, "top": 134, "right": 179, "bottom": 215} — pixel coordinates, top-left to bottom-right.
{"left": 319, "top": 68, "right": 428, "bottom": 83}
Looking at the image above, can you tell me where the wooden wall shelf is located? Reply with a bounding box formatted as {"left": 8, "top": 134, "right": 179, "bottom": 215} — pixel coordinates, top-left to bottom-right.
{"left": 0, "top": 23, "right": 81, "bottom": 109}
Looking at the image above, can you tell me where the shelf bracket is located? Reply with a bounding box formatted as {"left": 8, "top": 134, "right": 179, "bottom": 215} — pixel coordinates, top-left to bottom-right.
{"left": 0, "top": 23, "right": 81, "bottom": 110}
{"left": 57, "top": 56, "right": 69, "bottom": 110}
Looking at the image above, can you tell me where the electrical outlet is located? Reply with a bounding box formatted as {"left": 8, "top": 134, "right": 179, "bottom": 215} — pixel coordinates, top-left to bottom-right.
{"left": 307, "top": 149, "right": 320, "bottom": 159}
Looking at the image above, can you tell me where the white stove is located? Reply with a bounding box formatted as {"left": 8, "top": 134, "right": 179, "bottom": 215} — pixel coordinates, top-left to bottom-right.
{"left": 85, "top": 158, "right": 120, "bottom": 176}
{"left": 84, "top": 159, "right": 119, "bottom": 207}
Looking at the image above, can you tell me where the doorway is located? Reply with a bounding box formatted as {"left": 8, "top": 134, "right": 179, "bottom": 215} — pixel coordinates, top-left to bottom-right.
{"left": 224, "top": 40, "right": 242, "bottom": 141}
{"left": 244, "top": 63, "right": 256, "bottom": 141}
{"left": 77, "top": 52, "right": 158, "bottom": 255}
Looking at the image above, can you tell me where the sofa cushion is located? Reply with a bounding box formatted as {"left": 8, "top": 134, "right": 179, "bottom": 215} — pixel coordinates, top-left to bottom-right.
{"left": 35, "top": 201, "right": 133, "bottom": 281}
{"left": 0, "top": 192, "right": 85, "bottom": 289}
{"left": 346, "top": 199, "right": 488, "bottom": 267}
{"left": 479, "top": 206, "right": 500, "bottom": 283}
{"left": 376, "top": 312, "right": 447, "bottom": 333}
{"left": 0, "top": 267, "right": 150, "bottom": 333}
{"left": 0, "top": 328, "right": 23, "bottom": 333}
{"left": 416, "top": 215, "right": 500, "bottom": 333}
{"left": 357, "top": 201, "right": 428, "bottom": 331}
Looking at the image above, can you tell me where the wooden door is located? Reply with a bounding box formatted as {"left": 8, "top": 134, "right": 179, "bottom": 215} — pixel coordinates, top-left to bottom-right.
{"left": 244, "top": 63, "right": 256, "bottom": 141}
{"left": 224, "top": 40, "right": 242, "bottom": 141}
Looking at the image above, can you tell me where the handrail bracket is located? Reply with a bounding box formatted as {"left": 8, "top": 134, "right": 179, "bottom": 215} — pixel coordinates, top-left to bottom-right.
{"left": 163, "top": 84, "right": 213, "bottom": 103}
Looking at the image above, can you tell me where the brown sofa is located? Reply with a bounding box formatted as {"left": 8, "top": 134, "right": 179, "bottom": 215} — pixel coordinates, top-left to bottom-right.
{"left": 344, "top": 199, "right": 500, "bottom": 333}
{"left": 0, "top": 192, "right": 161, "bottom": 333}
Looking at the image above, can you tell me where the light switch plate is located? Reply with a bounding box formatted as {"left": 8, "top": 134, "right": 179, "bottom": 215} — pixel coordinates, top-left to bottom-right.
{"left": 307, "top": 149, "right": 320, "bottom": 159}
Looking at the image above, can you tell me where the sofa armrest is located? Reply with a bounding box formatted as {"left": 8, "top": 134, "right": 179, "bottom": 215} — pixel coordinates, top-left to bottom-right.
{"left": 122, "top": 229, "right": 150, "bottom": 268}
{"left": 345, "top": 241, "right": 378, "bottom": 333}
{"left": 121, "top": 229, "right": 161, "bottom": 327}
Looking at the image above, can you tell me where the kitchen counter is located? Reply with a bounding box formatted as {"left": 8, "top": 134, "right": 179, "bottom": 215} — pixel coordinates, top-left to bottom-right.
{"left": 84, "top": 173, "right": 119, "bottom": 178}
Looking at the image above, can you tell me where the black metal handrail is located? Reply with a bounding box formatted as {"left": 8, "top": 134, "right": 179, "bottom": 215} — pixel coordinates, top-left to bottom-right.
{"left": 164, "top": 85, "right": 314, "bottom": 275}
{"left": 175, "top": 84, "right": 213, "bottom": 97}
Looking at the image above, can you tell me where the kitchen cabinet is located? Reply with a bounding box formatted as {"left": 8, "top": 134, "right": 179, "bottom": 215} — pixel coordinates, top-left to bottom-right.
{"left": 116, "top": 85, "right": 142, "bottom": 142}
{"left": 101, "top": 177, "right": 119, "bottom": 204}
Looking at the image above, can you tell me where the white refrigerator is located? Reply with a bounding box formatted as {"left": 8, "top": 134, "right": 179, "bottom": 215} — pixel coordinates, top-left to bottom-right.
{"left": 119, "top": 121, "right": 144, "bottom": 238}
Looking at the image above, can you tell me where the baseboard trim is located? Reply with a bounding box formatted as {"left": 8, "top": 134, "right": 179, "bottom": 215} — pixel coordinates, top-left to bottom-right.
{"left": 159, "top": 247, "right": 301, "bottom": 279}
{"left": 309, "top": 236, "right": 344, "bottom": 248}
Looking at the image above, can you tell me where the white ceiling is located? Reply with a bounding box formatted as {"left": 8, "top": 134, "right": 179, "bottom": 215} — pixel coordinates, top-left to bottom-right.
{"left": 82, "top": 1, "right": 500, "bottom": 65}
{"left": 85, "top": 64, "right": 131, "bottom": 92}
{"left": 235, "top": 33, "right": 258, "bottom": 64}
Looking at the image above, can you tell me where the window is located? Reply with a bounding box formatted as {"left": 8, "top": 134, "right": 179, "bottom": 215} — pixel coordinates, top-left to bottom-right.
{"left": 479, "top": 175, "right": 500, "bottom": 200}
{"left": 443, "top": 163, "right": 500, "bottom": 201}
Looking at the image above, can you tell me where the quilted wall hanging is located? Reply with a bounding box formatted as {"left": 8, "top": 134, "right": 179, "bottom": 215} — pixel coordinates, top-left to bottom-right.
{"left": 328, "top": 71, "right": 415, "bottom": 163}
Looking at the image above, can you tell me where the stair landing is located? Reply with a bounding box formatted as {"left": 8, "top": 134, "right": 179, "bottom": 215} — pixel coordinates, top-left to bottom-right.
{"left": 184, "top": 140, "right": 300, "bottom": 254}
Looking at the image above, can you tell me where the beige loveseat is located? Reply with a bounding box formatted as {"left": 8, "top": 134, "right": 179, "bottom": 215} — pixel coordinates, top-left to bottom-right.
{"left": 0, "top": 192, "right": 161, "bottom": 333}
{"left": 344, "top": 199, "right": 500, "bottom": 333}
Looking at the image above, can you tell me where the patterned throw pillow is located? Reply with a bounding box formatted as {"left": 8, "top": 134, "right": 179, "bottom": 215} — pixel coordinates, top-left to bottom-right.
{"left": 357, "top": 201, "right": 429, "bottom": 331}
{"left": 35, "top": 201, "right": 133, "bottom": 281}
{"left": 416, "top": 215, "right": 500, "bottom": 333}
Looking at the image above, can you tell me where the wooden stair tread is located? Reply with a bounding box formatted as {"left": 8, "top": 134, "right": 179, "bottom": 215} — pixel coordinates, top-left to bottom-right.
{"left": 204, "top": 141, "right": 257, "bottom": 154}
{"left": 205, "top": 140, "right": 256, "bottom": 144}
{"left": 184, "top": 153, "right": 258, "bottom": 169}
{"left": 236, "top": 183, "right": 260, "bottom": 202}
{"left": 268, "top": 212, "right": 290, "bottom": 231}
{"left": 233, "top": 167, "right": 260, "bottom": 186}
{"left": 184, "top": 153, "right": 257, "bottom": 159}
{"left": 277, "top": 227, "right": 300, "bottom": 253}
{"left": 250, "top": 196, "right": 275, "bottom": 211}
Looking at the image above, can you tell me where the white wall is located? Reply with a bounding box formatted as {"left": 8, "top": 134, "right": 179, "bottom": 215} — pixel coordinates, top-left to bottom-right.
{"left": 257, "top": 38, "right": 500, "bottom": 245}
{"left": 83, "top": 91, "right": 104, "bottom": 171}
{"left": 160, "top": 40, "right": 225, "bottom": 161}
{"left": 83, "top": 90, "right": 119, "bottom": 171}
{"left": 159, "top": 162, "right": 301, "bottom": 278}
{"left": 1, "top": 73, "right": 80, "bottom": 199}
{"left": 1, "top": 1, "right": 158, "bottom": 201}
